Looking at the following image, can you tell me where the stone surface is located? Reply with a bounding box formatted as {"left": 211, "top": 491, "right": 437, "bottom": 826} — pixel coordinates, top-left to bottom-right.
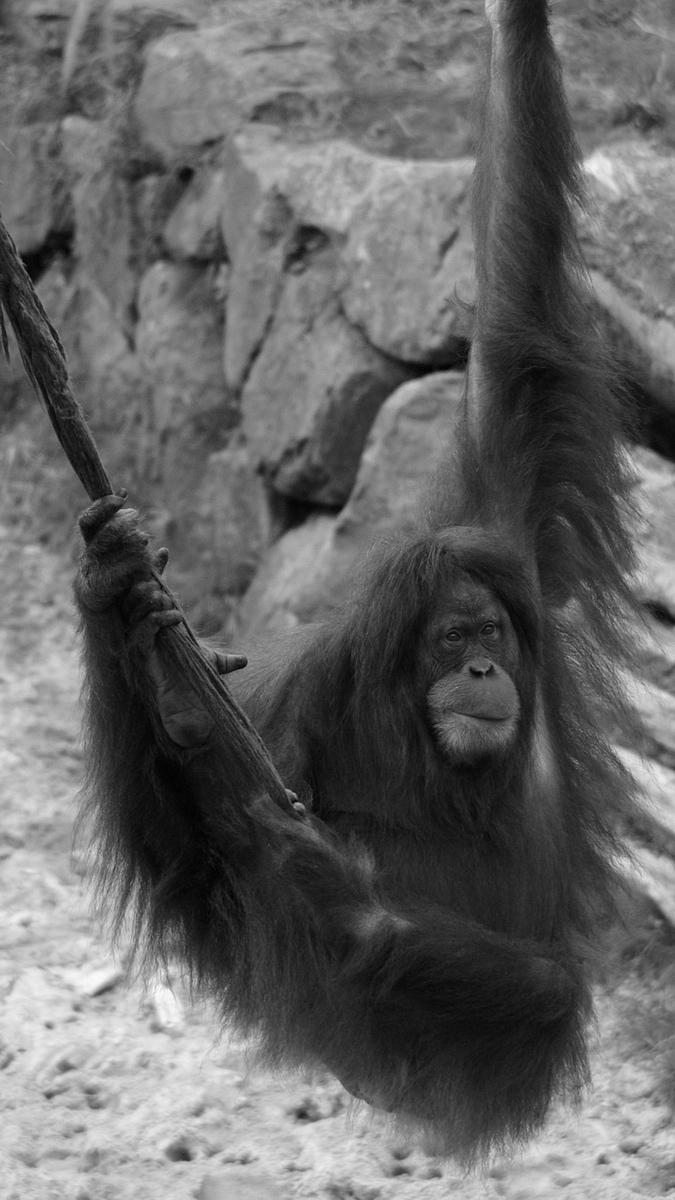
{"left": 163, "top": 166, "right": 226, "bottom": 260}
{"left": 333, "top": 370, "right": 465, "bottom": 544}
{"left": 583, "top": 144, "right": 675, "bottom": 415}
{"left": 223, "top": 180, "right": 296, "bottom": 390}
{"left": 634, "top": 445, "right": 675, "bottom": 617}
{"left": 48, "top": 267, "right": 145, "bottom": 434}
{"left": 239, "top": 370, "right": 465, "bottom": 634}
{"left": 61, "top": 115, "right": 138, "bottom": 335}
{"left": 241, "top": 239, "right": 412, "bottom": 506}
{"left": 339, "top": 157, "right": 474, "bottom": 363}
{"left": 0, "top": 122, "right": 68, "bottom": 256}
{"left": 189, "top": 444, "right": 271, "bottom": 598}
{"left": 134, "top": 21, "right": 343, "bottom": 161}
{"left": 198, "top": 1166, "right": 291, "bottom": 1199}
{"left": 136, "top": 259, "right": 231, "bottom": 442}
{"left": 239, "top": 514, "right": 336, "bottom": 637}
{"left": 584, "top": 143, "right": 675, "bottom": 320}
{"left": 221, "top": 133, "right": 475, "bottom": 378}
{"left": 591, "top": 271, "right": 675, "bottom": 420}
{"left": 4, "top": 260, "right": 145, "bottom": 446}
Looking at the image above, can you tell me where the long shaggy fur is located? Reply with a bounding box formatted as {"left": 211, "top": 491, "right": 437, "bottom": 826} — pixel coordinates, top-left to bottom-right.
{"left": 75, "top": 0, "right": 639, "bottom": 1168}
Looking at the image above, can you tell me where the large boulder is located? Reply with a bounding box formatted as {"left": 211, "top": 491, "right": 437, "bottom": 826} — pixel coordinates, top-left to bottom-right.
{"left": 240, "top": 238, "right": 413, "bottom": 507}
{"left": 583, "top": 143, "right": 675, "bottom": 416}
{"left": 135, "top": 260, "right": 235, "bottom": 467}
{"left": 41, "top": 265, "right": 145, "bottom": 435}
{"left": 338, "top": 160, "right": 474, "bottom": 363}
{"left": 239, "top": 370, "right": 465, "bottom": 636}
{"left": 239, "top": 514, "right": 337, "bottom": 637}
{"left": 220, "top": 133, "right": 475, "bottom": 379}
{"left": 633, "top": 445, "right": 675, "bottom": 620}
{"left": 584, "top": 144, "right": 675, "bottom": 318}
{"left": 0, "top": 123, "right": 68, "bottom": 256}
{"left": 6, "top": 260, "right": 145, "bottom": 440}
{"left": 61, "top": 116, "right": 138, "bottom": 335}
{"left": 222, "top": 181, "right": 296, "bottom": 392}
{"left": 239, "top": 393, "right": 675, "bottom": 646}
{"left": 163, "top": 167, "right": 226, "bottom": 261}
{"left": 134, "top": 21, "right": 343, "bottom": 162}
{"left": 180, "top": 443, "right": 272, "bottom": 602}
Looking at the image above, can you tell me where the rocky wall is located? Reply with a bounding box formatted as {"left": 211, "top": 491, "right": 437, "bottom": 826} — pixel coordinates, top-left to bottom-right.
{"left": 1, "top": 0, "right": 675, "bottom": 647}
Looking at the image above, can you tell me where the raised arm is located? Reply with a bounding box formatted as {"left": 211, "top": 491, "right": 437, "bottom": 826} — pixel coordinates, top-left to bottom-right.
{"left": 463, "top": 0, "right": 634, "bottom": 615}
{"left": 473, "top": 0, "right": 581, "bottom": 347}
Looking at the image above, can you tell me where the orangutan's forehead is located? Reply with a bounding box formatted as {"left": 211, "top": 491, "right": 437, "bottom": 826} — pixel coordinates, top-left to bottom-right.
{"left": 432, "top": 573, "right": 504, "bottom": 622}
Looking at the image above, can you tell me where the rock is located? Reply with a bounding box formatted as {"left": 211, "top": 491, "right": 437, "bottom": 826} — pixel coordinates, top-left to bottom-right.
{"left": 621, "top": 749, "right": 675, "bottom": 854}
{"left": 37, "top": 263, "right": 146, "bottom": 435}
{"left": 240, "top": 515, "right": 336, "bottom": 637}
{"left": 585, "top": 144, "right": 675, "bottom": 319}
{"left": 221, "top": 133, "right": 475, "bottom": 377}
{"left": 339, "top": 158, "right": 474, "bottom": 363}
{"left": 188, "top": 444, "right": 271, "bottom": 597}
{"left": 0, "top": 122, "right": 68, "bottom": 255}
{"left": 630, "top": 678, "right": 675, "bottom": 763}
{"left": 198, "top": 1167, "right": 290, "bottom": 1199}
{"left": 591, "top": 271, "right": 675, "bottom": 421}
{"left": 62, "top": 116, "right": 138, "bottom": 334}
{"left": 633, "top": 446, "right": 675, "bottom": 618}
{"left": 136, "top": 260, "right": 233, "bottom": 444}
{"left": 134, "top": 21, "right": 342, "bottom": 161}
{"left": 59, "top": 960, "right": 126, "bottom": 998}
{"left": 618, "top": 1135, "right": 644, "bottom": 1155}
{"left": 164, "top": 1134, "right": 192, "bottom": 1160}
{"left": 111, "top": 0, "right": 198, "bottom": 26}
{"left": 239, "top": 371, "right": 465, "bottom": 633}
{"left": 163, "top": 167, "right": 226, "bottom": 260}
{"left": 333, "top": 371, "right": 464, "bottom": 547}
{"left": 638, "top": 610, "right": 675, "bottom": 696}
{"left": 40, "top": 1043, "right": 93, "bottom": 1077}
{"left": 631, "top": 844, "right": 675, "bottom": 927}
{"left": 223, "top": 184, "right": 296, "bottom": 390}
{"left": 132, "top": 170, "right": 193, "bottom": 270}
{"left": 241, "top": 238, "right": 413, "bottom": 506}
{"left": 27, "top": 0, "right": 74, "bottom": 14}
{"left": 583, "top": 144, "right": 675, "bottom": 415}
{"left": 418, "top": 1164, "right": 443, "bottom": 1179}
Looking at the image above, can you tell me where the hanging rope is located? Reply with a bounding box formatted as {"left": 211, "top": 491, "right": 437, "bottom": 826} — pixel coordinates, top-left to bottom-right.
{"left": 0, "top": 211, "right": 301, "bottom": 820}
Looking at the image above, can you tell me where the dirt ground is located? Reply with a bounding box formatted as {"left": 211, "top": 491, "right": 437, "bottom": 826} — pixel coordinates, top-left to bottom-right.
{"left": 2, "top": 525, "right": 675, "bottom": 1200}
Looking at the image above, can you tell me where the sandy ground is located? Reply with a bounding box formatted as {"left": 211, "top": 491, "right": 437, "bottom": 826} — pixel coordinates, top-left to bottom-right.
{"left": 2, "top": 525, "right": 675, "bottom": 1200}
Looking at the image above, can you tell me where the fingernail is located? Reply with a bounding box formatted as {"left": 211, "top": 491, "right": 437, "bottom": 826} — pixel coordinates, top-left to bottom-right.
{"left": 117, "top": 487, "right": 128, "bottom": 499}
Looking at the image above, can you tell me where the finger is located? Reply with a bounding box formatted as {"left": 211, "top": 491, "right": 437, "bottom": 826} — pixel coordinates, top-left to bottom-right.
{"left": 128, "top": 608, "right": 182, "bottom": 657}
{"left": 152, "top": 610, "right": 182, "bottom": 628}
{"left": 214, "top": 652, "right": 248, "bottom": 675}
{"left": 154, "top": 547, "right": 169, "bottom": 576}
{"left": 284, "top": 789, "right": 306, "bottom": 817}
{"left": 78, "top": 490, "right": 128, "bottom": 543}
{"left": 124, "top": 580, "right": 177, "bottom": 625}
{"left": 84, "top": 509, "right": 149, "bottom": 561}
